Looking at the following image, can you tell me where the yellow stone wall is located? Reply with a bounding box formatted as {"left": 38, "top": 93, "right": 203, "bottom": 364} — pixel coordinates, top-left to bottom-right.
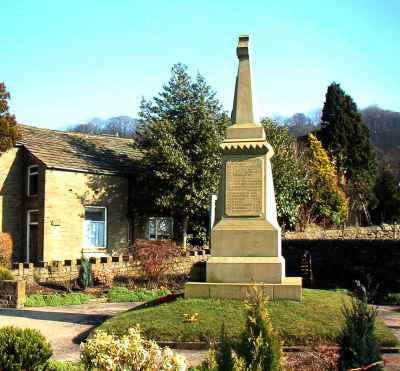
{"left": 43, "top": 169, "right": 130, "bottom": 261}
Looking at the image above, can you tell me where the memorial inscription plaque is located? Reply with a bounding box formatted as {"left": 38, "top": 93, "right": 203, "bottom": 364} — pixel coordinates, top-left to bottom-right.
{"left": 225, "top": 158, "right": 263, "bottom": 216}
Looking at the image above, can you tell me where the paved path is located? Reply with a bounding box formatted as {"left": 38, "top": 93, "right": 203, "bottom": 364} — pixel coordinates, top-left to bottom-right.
{"left": 0, "top": 302, "right": 206, "bottom": 367}
{"left": 0, "top": 303, "right": 138, "bottom": 362}
{"left": 377, "top": 306, "right": 400, "bottom": 370}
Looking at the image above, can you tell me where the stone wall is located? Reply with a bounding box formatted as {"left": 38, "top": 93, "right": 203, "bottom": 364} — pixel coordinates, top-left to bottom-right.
{"left": 0, "top": 148, "right": 24, "bottom": 259}
{"left": 283, "top": 224, "right": 400, "bottom": 240}
{"left": 43, "top": 170, "right": 130, "bottom": 261}
{"left": 0, "top": 280, "right": 26, "bottom": 308}
{"left": 11, "top": 251, "right": 209, "bottom": 284}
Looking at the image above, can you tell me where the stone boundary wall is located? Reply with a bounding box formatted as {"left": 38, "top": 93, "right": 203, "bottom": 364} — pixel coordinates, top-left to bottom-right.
{"left": 0, "top": 280, "right": 26, "bottom": 308}
{"left": 11, "top": 249, "right": 210, "bottom": 283}
{"left": 283, "top": 224, "right": 400, "bottom": 240}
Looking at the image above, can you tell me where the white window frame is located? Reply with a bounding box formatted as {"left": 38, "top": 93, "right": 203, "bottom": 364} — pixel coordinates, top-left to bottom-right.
{"left": 148, "top": 217, "right": 174, "bottom": 240}
{"left": 26, "top": 209, "right": 39, "bottom": 263}
{"left": 84, "top": 206, "right": 107, "bottom": 248}
{"left": 27, "top": 165, "right": 39, "bottom": 196}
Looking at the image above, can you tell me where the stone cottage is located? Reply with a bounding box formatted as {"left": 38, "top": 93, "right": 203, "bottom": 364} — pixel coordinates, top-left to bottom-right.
{"left": 0, "top": 125, "right": 174, "bottom": 263}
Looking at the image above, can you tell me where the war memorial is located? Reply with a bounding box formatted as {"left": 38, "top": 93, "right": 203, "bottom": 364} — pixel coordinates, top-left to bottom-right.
{"left": 185, "top": 35, "right": 302, "bottom": 300}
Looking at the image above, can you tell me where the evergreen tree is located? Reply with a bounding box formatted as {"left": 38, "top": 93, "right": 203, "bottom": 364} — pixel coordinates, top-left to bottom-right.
{"left": 137, "top": 63, "right": 229, "bottom": 245}
{"left": 307, "top": 133, "right": 348, "bottom": 226}
{"left": 318, "top": 82, "right": 377, "bottom": 223}
{"left": 0, "top": 83, "right": 19, "bottom": 153}
{"left": 371, "top": 166, "right": 400, "bottom": 223}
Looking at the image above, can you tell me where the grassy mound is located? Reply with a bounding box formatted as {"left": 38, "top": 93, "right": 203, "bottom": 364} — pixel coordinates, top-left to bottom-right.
{"left": 95, "top": 289, "right": 398, "bottom": 347}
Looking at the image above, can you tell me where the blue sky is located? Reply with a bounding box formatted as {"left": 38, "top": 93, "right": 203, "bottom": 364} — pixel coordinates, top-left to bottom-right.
{"left": 1, "top": 0, "right": 399, "bottom": 129}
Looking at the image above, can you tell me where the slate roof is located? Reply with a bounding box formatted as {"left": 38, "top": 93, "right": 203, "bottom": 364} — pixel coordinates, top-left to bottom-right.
{"left": 17, "top": 125, "right": 142, "bottom": 175}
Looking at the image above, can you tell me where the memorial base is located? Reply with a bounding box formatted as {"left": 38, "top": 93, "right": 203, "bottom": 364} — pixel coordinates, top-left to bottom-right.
{"left": 184, "top": 277, "right": 302, "bottom": 301}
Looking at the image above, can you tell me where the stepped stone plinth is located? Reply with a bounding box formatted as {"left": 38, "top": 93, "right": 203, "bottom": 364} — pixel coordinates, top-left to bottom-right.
{"left": 184, "top": 35, "right": 302, "bottom": 300}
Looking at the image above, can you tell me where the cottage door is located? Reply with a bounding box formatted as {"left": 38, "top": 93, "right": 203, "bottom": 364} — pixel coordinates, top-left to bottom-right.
{"left": 27, "top": 210, "right": 39, "bottom": 263}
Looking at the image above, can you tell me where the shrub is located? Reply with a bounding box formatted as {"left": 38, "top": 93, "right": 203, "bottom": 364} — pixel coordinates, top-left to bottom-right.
{"left": 46, "top": 360, "right": 85, "bottom": 371}
{"left": 25, "top": 293, "right": 92, "bottom": 307}
{"left": 133, "top": 240, "right": 182, "bottom": 284}
{"left": 78, "top": 257, "right": 93, "bottom": 289}
{"left": 0, "top": 266, "right": 15, "bottom": 280}
{"left": 202, "top": 287, "right": 283, "bottom": 371}
{"left": 339, "top": 282, "right": 383, "bottom": 370}
{"left": 106, "top": 287, "right": 170, "bottom": 303}
{"left": 0, "top": 326, "right": 52, "bottom": 371}
{"left": 236, "top": 287, "right": 283, "bottom": 371}
{"left": 92, "top": 265, "right": 115, "bottom": 287}
{"left": 81, "top": 326, "right": 187, "bottom": 370}
{"left": 0, "top": 232, "right": 13, "bottom": 268}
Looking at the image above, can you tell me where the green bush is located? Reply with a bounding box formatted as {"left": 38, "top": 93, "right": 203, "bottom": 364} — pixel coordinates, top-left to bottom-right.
{"left": 25, "top": 293, "right": 92, "bottom": 307}
{"left": 340, "top": 283, "right": 383, "bottom": 370}
{"left": 78, "top": 258, "right": 92, "bottom": 289}
{"left": 0, "top": 326, "right": 52, "bottom": 371}
{"left": 106, "top": 287, "right": 170, "bottom": 303}
{"left": 46, "top": 360, "right": 85, "bottom": 371}
{"left": 383, "top": 293, "right": 400, "bottom": 305}
{"left": 0, "top": 266, "right": 15, "bottom": 280}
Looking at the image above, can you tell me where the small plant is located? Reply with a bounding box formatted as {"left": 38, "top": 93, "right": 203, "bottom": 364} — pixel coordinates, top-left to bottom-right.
{"left": 339, "top": 282, "right": 383, "bottom": 371}
{"left": 92, "top": 265, "right": 115, "bottom": 287}
{"left": 0, "top": 326, "right": 52, "bottom": 370}
{"left": 0, "top": 266, "right": 15, "bottom": 280}
{"left": 0, "top": 232, "right": 13, "bottom": 268}
{"left": 78, "top": 257, "right": 93, "bottom": 290}
{"left": 133, "top": 239, "right": 182, "bottom": 284}
{"left": 236, "top": 287, "right": 283, "bottom": 371}
{"left": 25, "top": 292, "right": 93, "bottom": 307}
{"left": 105, "top": 287, "right": 170, "bottom": 303}
{"left": 81, "top": 326, "right": 187, "bottom": 370}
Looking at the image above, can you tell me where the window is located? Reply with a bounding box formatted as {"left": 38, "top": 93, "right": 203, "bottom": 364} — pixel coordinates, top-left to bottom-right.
{"left": 148, "top": 217, "right": 173, "bottom": 240}
{"left": 84, "top": 207, "right": 107, "bottom": 248}
{"left": 27, "top": 165, "right": 39, "bottom": 196}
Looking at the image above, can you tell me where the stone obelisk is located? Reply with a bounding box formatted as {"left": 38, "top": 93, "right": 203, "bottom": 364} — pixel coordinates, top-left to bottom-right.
{"left": 185, "top": 35, "right": 302, "bottom": 300}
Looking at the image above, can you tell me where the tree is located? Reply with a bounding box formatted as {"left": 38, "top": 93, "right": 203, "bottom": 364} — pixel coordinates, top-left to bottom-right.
{"left": 262, "top": 118, "right": 311, "bottom": 229}
{"left": 318, "top": 82, "right": 377, "bottom": 224}
{"left": 0, "top": 83, "right": 19, "bottom": 153}
{"left": 306, "top": 133, "right": 348, "bottom": 226}
{"left": 371, "top": 166, "right": 400, "bottom": 224}
{"left": 137, "top": 63, "right": 229, "bottom": 245}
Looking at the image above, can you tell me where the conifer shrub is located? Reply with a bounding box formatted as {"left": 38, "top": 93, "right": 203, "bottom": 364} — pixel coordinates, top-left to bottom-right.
{"left": 0, "top": 326, "right": 52, "bottom": 370}
{"left": 0, "top": 266, "right": 15, "bottom": 280}
{"left": 339, "top": 282, "right": 383, "bottom": 371}
{"left": 78, "top": 257, "right": 93, "bottom": 290}
{"left": 307, "top": 133, "right": 348, "bottom": 226}
{"left": 201, "top": 287, "right": 283, "bottom": 371}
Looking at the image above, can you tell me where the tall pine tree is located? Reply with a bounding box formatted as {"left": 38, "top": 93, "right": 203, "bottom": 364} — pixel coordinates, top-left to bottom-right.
{"left": 137, "top": 63, "right": 229, "bottom": 245}
{"left": 318, "top": 82, "right": 377, "bottom": 224}
{"left": 0, "top": 83, "right": 19, "bottom": 153}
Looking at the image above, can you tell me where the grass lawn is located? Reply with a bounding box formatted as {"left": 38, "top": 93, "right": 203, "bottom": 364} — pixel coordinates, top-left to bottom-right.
{"left": 95, "top": 289, "right": 398, "bottom": 347}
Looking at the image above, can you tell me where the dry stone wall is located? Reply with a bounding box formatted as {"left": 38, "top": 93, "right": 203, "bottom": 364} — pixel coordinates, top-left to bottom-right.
{"left": 0, "top": 280, "right": 26, "bottom": 308}
{"left": 283, "top": 224, "right": 400, "bottom": 240}
{"left": 11, "top": 251, "right": 209, "bottom": 284}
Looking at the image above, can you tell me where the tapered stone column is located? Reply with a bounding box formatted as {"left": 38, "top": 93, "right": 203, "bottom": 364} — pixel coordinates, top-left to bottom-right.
{"left": 185, "top": 35, "right": 302, "bottom": 300}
